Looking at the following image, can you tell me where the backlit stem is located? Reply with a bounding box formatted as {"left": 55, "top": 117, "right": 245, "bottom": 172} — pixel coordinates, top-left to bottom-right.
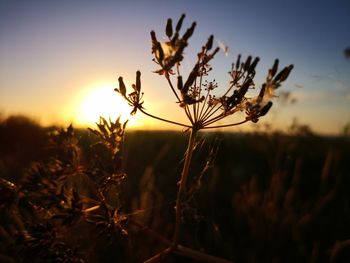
{"left": 173, "top": 128, "right": 197, "bottom": 245}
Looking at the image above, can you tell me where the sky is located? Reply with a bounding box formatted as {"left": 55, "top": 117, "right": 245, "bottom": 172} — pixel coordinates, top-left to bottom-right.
{"left": 0, "top": 0, "right": 349, "bottom": 135}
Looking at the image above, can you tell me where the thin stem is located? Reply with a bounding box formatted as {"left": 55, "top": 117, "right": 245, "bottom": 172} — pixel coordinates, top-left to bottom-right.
{"left": 192, "top": 93, "right": 197, "bottom": 123}
{"left": 165, "top": 74, "right": 181, "bottom": 102}
{"left": 202, "top": 107, "right": 242, "bottom": 127}
{"left": 195, "top": 61, "right": 208, "bottom": 121}
{"left": 202, "top": 112, "right": 226, "bottom": 127}
{"left": 166, "top": 75, "right": 194, "bottom": 124}
{"left": 198, "top": 89, "right": 210, "bottom": 121}
{"left": 144, "top": 247, "right": 172, "bottom": 263}
{"left": 138, "top": 107, "right": 191, "bottom": 128}
{"left": 195, "top": 70, "right": 204, "bottom": 121}
{"left": 184, "top": 105, "right": 194, "bottom": 124}
{"left": 191, "top": 73, "right": 198, "bottom": 123}
{"left": 202, "top": 118, "right": 250, "bottom": 129}
{"left": 173, "top": 128, "right": 197, "bottom": 245}
{"left": 222, "top": 80, "right": 237, "bottom": 98}
{"left": 129, "top": 219, "right": 172, "bottom": 246}
{"left": 131, "top": 219, "right": 234, "bottom": 263}
{"left": 200, "top": 102, "right": 223, "bottom": 123}
{"left": 193, "top": 51, "right": 203, "bottom": 123}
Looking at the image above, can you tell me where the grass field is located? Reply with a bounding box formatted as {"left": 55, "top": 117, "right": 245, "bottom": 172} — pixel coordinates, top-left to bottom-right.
{"left": 1, "top": 115, "right": 350, "bottom": 262}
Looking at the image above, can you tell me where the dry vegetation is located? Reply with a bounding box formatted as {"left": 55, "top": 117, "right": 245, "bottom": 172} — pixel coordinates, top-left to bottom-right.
{"left": 0, "top": 115, "right": 350, "bottom": 262}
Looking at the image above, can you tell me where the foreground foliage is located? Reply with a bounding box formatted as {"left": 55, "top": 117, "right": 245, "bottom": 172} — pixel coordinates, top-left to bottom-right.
{"left": 1, "top": 116, "right": 350, "bottom": 262}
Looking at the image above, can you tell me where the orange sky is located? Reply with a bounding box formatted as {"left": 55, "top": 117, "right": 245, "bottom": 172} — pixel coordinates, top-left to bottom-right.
{"left": 1, "top": 1, "right": 349, "bottom": 135}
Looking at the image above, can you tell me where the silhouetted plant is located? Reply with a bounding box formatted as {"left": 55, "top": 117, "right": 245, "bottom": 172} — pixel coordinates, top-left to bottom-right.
{"left": 0, "top": 118, "right": 129, "bottom": 262}
{"left": 116, "top": 14, "right": 293, "bottom": 262}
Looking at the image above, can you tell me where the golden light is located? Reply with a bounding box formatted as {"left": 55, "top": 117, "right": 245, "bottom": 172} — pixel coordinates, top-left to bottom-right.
{"left": 75, "top": 85, "right": 133, "bottom": 127}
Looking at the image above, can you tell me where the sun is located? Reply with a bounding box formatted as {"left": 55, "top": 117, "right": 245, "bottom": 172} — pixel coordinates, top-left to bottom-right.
{"left": 75, "top": 85, "right": 132, "bottom": 127}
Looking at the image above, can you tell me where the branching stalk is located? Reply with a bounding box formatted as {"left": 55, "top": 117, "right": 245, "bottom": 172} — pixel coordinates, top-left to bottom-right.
{"left": 166, "top": 76, "right": 194, "bottom": 124}
{"left": 138, "top": 107, "right": 191, "bottom": 128}
{"left": 203, "top": 118, "right": 250, "bottom": 129}
{"left": 116, "top": 14, "right": 293, "bottom": 262}
{"left": 173, "top": 128, "right": 197, "bottom": 245}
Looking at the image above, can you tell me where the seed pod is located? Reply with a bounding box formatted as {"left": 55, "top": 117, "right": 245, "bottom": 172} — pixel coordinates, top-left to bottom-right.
{"left": 177, "top": 76, "right": 183, "bottom": 91}
{"left": 211, "top": 47, "right": 220, "bottom": 57}
{"left": 243, "top": 56, "right": 252, "bottom": 71}
{"left": 166, "top": 18, "right": 173, "bottom": 39}
{"left": 171, "top": 32, "right": 179, "bottom": 45}
{"left": 166, "top": 42, "right": 186, "bottom": 69}
{"left": 150, "top": 31, "right": 157, "bottom": 42}
{"left": 226, "top": 90, "right": 239, "bottom": 108}
{"left": 183, "top": 22, "right": 196, "bottom": 41}
{"left": 182, "top": 94, "right": 198, "bottom": 105}
{"left": 270, "top": 59, "right": 279, "bottom": 78}
{"left": 249, "top": 57, "right": 260, "bottom": 73}
{"left": 280, "top": 64, "right": 294, "bottom": 82}
{"left": 205, "top": 35, "right": 214, "bottom": 50}
{"left": 275, "top": 64, "right": 294, "bottom": 82}
{"left": 123, "top": 120, "right": 128, "bottom": 129}
{"left": 236, "top": 54, "right": 241, "bottom": 70}
{"left": 183, "top": 63, "right": 199, "bottom": 93}
{"left": 259, "top": 101, "right": 273, "bottom": 116}
{"left": 238, "top": 78, "right": 251, "bottom": 97}
{"left": 257, "top": 83, "right": 266, "bottom": 103}
{"left": 176, "top": 14, "right": 186, "bottom": 32}
{"left": 155, "top": 42, "right": 164, "bottom": 62}
{"left": 118, "top": 77, "right": 126, "bottom": 97}
{"left": 136, "top": 71, "right": 141, "bottom": 92}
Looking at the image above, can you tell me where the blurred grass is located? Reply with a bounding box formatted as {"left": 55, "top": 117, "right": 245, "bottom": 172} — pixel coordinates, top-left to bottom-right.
{"left": 1, "top": 115, "right": 350, "bottom": 262}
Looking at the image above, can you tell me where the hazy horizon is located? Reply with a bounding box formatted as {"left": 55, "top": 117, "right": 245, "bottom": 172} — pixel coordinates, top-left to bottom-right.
{"left": 1, "top": 0, "right": 349, "bottom": 135}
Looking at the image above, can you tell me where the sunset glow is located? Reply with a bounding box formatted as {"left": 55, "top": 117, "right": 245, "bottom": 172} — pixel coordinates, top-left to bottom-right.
{"left": 75, "top": 85, "right": 133, "bottom": 127}
{"left": 1, "top": 1, "right": 349, "bottom": 134}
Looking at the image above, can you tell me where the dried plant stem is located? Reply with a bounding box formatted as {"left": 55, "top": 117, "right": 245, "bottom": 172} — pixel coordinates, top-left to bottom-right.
{"left": 165, "top": 74, "right": 181, "bottom": 103}
{"left": 200, "top": 103, "right": 223, "bottom": 123}
{"left": 138, "top": 107, "right": 191, "bottom": 128}
{"left": 175, "top": 245, "right": 233, "bottom": 263}
{"left": 165, "top": 75, "right": 194, "bottom": 124}
{"left": 129, "top": 219, "right": 234, "bottom": 263}
{"left": 203, "top": 118, "right": 250, "bottom": 129}
{"left": 173, "top": 128, "right": 197, "bottom": 245}
{"left": 144, "top": 247, "right": 172, "bottom": 263}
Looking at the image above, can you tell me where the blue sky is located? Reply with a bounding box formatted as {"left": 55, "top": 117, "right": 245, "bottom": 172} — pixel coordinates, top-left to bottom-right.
{"left": 0, "top": 0, "right": 349, "bottom": 134}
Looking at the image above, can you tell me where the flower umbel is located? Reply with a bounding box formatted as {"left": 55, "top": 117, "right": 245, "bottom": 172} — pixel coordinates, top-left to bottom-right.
{"left": 116, "top": 14, "right": 293, "bottom": 130}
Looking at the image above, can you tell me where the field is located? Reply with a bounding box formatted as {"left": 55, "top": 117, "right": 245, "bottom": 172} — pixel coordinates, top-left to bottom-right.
{"left": 1, "top": 115, "right": 350, "bottom": 262}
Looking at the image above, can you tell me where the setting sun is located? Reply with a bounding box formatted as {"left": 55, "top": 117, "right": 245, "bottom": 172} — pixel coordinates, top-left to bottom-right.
{"left": 75, "top": 85, "right": 132, "bottom": 127}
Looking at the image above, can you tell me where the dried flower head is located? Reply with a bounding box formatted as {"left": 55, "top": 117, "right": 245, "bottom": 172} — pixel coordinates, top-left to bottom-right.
{"left": 115, "top": 71, "right": 144, "bottom": 115}
{"left": 115, "top": 14, "right": 293, "bottom": 131}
